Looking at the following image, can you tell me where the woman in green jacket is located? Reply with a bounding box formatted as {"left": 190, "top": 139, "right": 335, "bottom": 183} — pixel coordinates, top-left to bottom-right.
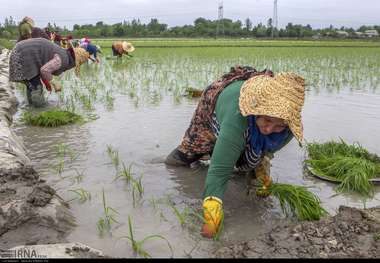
{"left": 165, "top": 66, "right": 305, "bottom": 238}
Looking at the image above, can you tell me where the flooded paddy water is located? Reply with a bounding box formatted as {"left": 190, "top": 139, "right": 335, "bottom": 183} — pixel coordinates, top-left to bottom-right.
{"left": 11, "top": 46, "right": 380, "bottom": 257}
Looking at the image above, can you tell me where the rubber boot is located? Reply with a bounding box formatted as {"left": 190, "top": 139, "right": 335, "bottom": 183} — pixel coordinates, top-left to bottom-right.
{"left": 26, "top": 82, "right": 46, "bottom": 107}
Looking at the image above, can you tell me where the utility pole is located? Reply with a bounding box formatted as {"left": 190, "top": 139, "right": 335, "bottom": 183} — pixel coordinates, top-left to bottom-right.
{"left": 272, "top": 0, "right": 278, "bottom": 38}
{"left": 216, "top": 1, "right": 224, "bottom": 38}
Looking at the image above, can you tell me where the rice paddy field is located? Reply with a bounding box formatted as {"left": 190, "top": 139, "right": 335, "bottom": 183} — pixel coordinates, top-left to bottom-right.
{"left": 11, "top": 39, "right": 380, "bottom": 257}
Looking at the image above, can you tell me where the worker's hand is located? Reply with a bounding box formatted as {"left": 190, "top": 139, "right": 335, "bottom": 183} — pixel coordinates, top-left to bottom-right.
{"left": 51, "top": 82, "right": 62, "bottom": 92}
{"left": 41, "top": 78, "right": 52, "bottom": 92}
{"left": 96, "top": 58, "right": 100, "bottom": 63}
{"left": 256, "top": 175, "right": 272, "bottom": 197}
{"left": 255, "top": 156, "right": 272, "bottom": 197}
{"left": 201, "top": 197, "right": 223, "bottom": 238}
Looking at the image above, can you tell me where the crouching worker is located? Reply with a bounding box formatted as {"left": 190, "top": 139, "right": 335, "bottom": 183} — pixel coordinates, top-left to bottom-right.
{"left": 9, "top": 38, "right": 90, "bottom": 107}
{"left": 111, "top": 41, "right": 135, "bottom": 58}
{"left": 165, "top": 66, "right": 306, "bottom": 238}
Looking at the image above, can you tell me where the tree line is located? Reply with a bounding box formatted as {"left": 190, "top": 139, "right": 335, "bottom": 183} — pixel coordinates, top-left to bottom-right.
{"left": 1, "top": 16, "right": 379, "bottom": 39}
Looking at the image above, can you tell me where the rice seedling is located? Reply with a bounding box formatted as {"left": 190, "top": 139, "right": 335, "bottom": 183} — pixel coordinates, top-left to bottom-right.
{"left": 106, "top": 145, "right": 120, "bottom": 169}
{"left": 212, "top": 212, "right": 224, "bottom": 241}
{"left": 68, "top": 188, "right": 91, "bottom": 203}
{"left": 131, "top": 187, "right": 138, "bottom": 208}
{"left": 131, "top": 177, "right": 144, "bottom": 208}
{"left": 52, "top": 158, "right": 65, "bottom": 178}
{"left": 259, "top": 181, "right": 327, "bottom": 221}
{"left": 22, "top": 110, "right": 83, "bottom": 127}
{"left": 104, "top": 90, "right": 115, "bottom": 109}
{"left": 55, "top": 143, "right": 69, "bottom": 156}
{"left": 131, "top": 176, "right": 144, "bottom": 197}
{"left": 97, "top": 189, "right": 119, "bottom": 236}
{"left": 168, "top": 203, "right": 190, "bottom": 227}
{"left": 113, "top": 162, "right": 133, "bottom": 184}
{"left": 63, "top": 95, "right": 77, "bottom": 113}
{"left": 79, "top": 94, "right": 94, "bottom": 111}
{"left": 69, "top": 168, "right": 85, "bottom": 185}
{"left": 54, "top": 143, "right": 79, "bottom": 162}
{"left": 305, "top": 139, "right": 380, "bottom": 197}
{"left": 118, "top": 216, "right": 173, "bottom": 258}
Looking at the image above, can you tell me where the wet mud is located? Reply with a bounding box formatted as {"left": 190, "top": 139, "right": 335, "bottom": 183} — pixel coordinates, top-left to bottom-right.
{"left": 214, "top": 205, "right": 380, "bottom": 258}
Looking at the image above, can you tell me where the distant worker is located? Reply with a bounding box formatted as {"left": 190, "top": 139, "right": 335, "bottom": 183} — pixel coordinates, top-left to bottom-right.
{"left": 61, "top": 35, "right": 74, "bottom": 49}
{"left": 111, "top": 41, "right": 135, "bottom": 58}
{"left": 9, "top": 38, "right": 90, "bottom": 107}
{"left": 84, "top": 43, "right": 101, "bottom": 63}
{"left": 17, "top": 16, "right": 50, "bottom": 42}
{"left": 50, "top": 31, "right": 72, "bottom": 48}
{"left": 79, "top": 37, "right": 91, "bottom": 49}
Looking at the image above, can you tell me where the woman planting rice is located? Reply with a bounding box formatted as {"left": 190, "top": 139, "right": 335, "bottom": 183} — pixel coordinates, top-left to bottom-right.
{"left": 111, "top": 41, "right": 135, "bottom": 58}
{"left": 165, "top": 66, "right": 306, "bottom": 238}
{"left": 9, "top": 38, "right": 89, "bottom": 107}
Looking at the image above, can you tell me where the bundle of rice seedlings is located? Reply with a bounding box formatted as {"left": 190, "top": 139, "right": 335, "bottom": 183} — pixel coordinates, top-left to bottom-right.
{"left": 185, "top": 87, "right": 203, "bottom": 98}
{"left": 22, "top": 110, "right": 83, "bottom": 127}
{"left": 307, "top": 139, "right": 380, "bottom": 163}
{"left": 305, "top": 139, "right": 380, "bottom": 197}
{"left": 260, "top": 182, "right": 327, "bottom": 221}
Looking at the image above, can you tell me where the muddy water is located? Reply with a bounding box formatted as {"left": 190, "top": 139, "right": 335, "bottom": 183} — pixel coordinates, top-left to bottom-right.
{"left": 12, "top": 47, "right": 380, "bottom": 258}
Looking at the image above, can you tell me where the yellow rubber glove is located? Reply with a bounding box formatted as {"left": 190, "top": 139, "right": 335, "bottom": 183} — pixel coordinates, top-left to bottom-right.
{"left": 255, "top": 156, "right": 272, "bottom": 197}
{"left": 201, "top": 197, "right": 223, "bottom": 238}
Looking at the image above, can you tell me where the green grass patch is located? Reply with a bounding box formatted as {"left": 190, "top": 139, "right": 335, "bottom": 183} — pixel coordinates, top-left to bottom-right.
{"left": 305, "top": 139, "right": 380, "bottom": 197}
{"left": 22, "top": 110, "right": 83, "bottom": 127}
{"left": 0, "top": 38, "right": 15, "bottom": 50}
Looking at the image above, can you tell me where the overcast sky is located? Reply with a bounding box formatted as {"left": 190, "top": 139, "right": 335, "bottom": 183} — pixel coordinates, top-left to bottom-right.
{"left": 0, "top": 0, "right": 379, "bottom": 30}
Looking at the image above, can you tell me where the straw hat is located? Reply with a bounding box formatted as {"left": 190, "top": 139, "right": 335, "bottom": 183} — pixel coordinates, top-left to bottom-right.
{"left": 122, "top": 41, "right": 135, "bottom": 53}
{"left": 239, "top": 72, "right": 306, "bottom": 142}
{"left": 21, "top": 16, "right": 35, "bottom": 27}
{"left": 73, "top": 47, "right": 90, "bottom": 76}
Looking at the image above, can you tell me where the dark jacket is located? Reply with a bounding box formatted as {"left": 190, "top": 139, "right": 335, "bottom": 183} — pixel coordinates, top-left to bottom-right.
{"left": 10, "top": 38, "right": 75, "bottom": 81}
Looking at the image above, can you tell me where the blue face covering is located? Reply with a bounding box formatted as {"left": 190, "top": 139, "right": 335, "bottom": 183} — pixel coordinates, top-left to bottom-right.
{"left": 248, "top": 116, "right": 291, "bottom": 156}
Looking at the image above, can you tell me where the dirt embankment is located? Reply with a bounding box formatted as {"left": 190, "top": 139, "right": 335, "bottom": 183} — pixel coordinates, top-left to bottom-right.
{"left": 214, "top": 206, "right": 380, "bottom": 258}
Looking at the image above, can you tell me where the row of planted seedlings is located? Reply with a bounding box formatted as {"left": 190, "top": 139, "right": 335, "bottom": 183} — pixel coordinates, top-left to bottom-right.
{"left": 56, "top": 47, "right": 380, "bottom": 112}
